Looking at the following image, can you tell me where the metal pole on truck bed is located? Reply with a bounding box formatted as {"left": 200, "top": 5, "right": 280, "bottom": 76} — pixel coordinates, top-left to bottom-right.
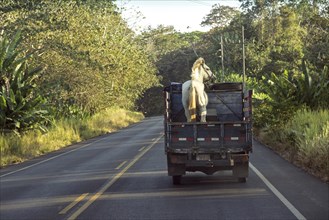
{"left": 221, "top": 35, "right": 224, "bottom": 80}
{"left": 242, "top": 26, "right": 246, "bottom": 91}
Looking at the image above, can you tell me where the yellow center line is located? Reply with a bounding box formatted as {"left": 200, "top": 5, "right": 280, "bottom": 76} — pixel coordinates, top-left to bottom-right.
{"left": 138, "top": 146, "right": 146, "bottom": 152}
{"left": 59, "top": 193, "right": 89, "bottom": 215}
{"left": 115, "top": 161, "right": 127, "bottom": 170}
{"left": 67, "top": 134, "right": 163, "bottom": 220}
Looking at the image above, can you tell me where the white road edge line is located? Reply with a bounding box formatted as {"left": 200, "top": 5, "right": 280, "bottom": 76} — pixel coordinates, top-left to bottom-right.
{"left": 0, "top": 135, "right": 111, "bottom": 178}
{"left": 249, "top": 163, "right": 307, "bottom": 220}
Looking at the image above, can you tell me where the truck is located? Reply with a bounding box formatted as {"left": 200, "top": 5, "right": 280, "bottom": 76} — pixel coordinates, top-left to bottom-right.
{"left": 164, "top": 82, "right": 253, "bottom": 185}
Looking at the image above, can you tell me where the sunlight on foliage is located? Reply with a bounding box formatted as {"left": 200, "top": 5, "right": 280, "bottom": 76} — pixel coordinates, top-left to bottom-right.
{"left": 0, "top": 108, "right": 144, "bottom": 167}
{"left": 0, "top": 31, "right": 49, "bottom": 132}
{"left": 283, "top": 109, "right": 328, "bottom": 181}
{"left": 1, "top": 0, "right": 159, "bottom": 115}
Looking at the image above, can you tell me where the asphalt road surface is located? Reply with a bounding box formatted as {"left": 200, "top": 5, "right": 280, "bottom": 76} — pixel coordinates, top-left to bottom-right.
{"left": 0, "top": 116, "right": 328, "bottom": 220}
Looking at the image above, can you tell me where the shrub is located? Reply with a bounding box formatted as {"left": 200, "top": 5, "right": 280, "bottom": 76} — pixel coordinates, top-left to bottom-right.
{"left": 259, "top": 109, "right": 329, "bottom": 181}
{"left": 283, "top": 109, "right": 329, "bottom": 180}
{"left": 258, "top": 62, "right": 329, "bottom": 129}
{"left": 0, "top": 108, "right": 144, "bottom": 167}
{"left": 0, "top": 31, "right": 49, "bottom": 132}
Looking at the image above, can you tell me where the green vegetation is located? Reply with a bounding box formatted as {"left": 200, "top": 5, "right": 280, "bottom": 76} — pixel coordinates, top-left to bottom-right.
{"left": 0, "top": 0, "right": 154, "bottom": 166}
{"left": 1, "top": 0, "right": 159, "bottom": 115}
{"left": 0, "top": 108, "right": 143, "bottom": 167}
{"left": 255, "top": 64, "right": 329, "bottom": 128}
{"left": 1, "top": 31, "right": 49, "bottom": 132}
{"left": 0, "top": 0, "right": 328, "bottom": 180}
{"left": 257, "top": 109, "right": 329, "bottom": 181}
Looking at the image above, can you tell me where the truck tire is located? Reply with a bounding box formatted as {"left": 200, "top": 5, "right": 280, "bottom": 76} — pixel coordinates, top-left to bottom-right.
{"left": 172, "top": 175, "right": 182, "bottom": 185}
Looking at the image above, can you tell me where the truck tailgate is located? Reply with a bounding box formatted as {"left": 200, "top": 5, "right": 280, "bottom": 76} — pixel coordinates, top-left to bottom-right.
{"left": 167, "top": 121, "right": 252, "bottom": 153}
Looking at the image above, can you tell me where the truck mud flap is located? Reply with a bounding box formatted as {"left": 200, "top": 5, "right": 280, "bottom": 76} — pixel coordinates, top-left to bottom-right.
{"left": 167, "top": 154, "right": 186, "bottom": 164}
{"left": 168, "top": 165, "right": 185, "bottom": 176}
{"left": 167, "top": 154, "right": 186, "bottom": 176}
{"left": 232, "top": 154, "right": 249, "bottom": 178}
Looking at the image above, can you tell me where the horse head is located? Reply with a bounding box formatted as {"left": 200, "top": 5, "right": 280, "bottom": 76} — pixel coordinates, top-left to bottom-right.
{"left": 191, "top": 57, "right": 215, "bottom": 83}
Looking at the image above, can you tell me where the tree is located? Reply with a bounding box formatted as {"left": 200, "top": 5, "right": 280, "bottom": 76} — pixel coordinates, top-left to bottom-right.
{"left": 136, "top": 26, "right": 205, "bottom": 115}
{"left": 262, "top": 6, "right": 306, "bottom": 75}
{"left": 1, "top": 0, "right": 159, "bottom": 115}
{"left": 292, "top": 1, "right": 329, "bottom": 71}
{"left": 201, "top": 4, "right": 240, "bottom": 29}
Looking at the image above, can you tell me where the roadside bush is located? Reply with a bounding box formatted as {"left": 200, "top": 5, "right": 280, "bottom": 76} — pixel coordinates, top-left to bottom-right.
{"left": 258, "top": 109, "right": 329, "bottom": 181}
{"left": 220, "top": 72, "right": 271, "bottom": 129}
{"left": 282, "top": 109, "right": 329, "bottom": 180}
{"left": 258, "top": 63, "right": 329, "bottom": 130}
{"left": 0, "top": 108, "right": 144, "bottom": 167}
{"left": 259, "top": 70, "right": 302, "bottom": 129}
{"left": 221, "top": 72, "right": 258, "bottom": 90}
{"left": 0, "top": 31, "right": 49, "bottom": 132}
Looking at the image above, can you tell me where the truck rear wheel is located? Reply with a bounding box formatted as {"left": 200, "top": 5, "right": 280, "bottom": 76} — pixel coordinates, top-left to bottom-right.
{"left": 172, "top": 175, "right": 182, "bottom": 185}
{"left": 238, "top": 177, "right": 247, "bottom": 183}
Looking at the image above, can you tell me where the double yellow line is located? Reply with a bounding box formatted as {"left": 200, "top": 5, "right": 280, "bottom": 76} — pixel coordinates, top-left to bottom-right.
{"left": 64, "top": 134, "right": 163, "bottom": 220}
{"left": 59, "top": 193, "right": 89, "bottom": 215}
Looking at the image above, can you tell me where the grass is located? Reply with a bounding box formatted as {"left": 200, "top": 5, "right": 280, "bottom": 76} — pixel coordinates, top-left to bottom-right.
{"left": 256, "top": 109, "right": 329, "bottom": 182}
{"left": 0, "top": 108, "right": 144, "bottom": 167}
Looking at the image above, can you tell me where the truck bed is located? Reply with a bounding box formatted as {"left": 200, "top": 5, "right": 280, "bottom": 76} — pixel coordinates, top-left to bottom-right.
{"left": 164, "top": 82, "right": 252, "bottom": 153}
{"left": 163, "top": 82, "right": 253, "bottom": 184}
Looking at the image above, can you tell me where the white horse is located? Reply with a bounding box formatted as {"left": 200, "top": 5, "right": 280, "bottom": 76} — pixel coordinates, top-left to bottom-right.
{"left": 182, "top": 57, "right": 214, "bottom": 122}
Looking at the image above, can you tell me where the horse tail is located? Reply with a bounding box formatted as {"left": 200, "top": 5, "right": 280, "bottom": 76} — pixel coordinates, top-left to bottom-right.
{"left": 189, "top": 82, "right": 197, "bottom": 122}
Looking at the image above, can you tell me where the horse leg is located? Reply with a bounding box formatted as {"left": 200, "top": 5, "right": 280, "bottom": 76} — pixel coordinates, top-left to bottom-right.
{"left": 189, "top": 85, "right": 197, "bottom": 122}
{"left": 185, "top": 109, "right": 191, "bottom": 122}
{"left": 200, "top": 107, "right": 207, "bottom": 122}
{"left": 199, "top": 91, "right": 208, "bottom": 122}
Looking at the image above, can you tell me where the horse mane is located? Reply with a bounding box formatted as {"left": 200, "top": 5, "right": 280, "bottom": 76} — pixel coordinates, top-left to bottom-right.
{"left": 191, "top": 57, "right": 205, "bottom": 80}
{"left": 191, "top": 57, "right": 205, "bottom": 71}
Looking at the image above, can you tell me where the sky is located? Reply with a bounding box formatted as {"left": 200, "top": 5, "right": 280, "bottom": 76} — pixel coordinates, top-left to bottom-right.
{"left": 118, "top": 0, "right": 241, "bottom": 33}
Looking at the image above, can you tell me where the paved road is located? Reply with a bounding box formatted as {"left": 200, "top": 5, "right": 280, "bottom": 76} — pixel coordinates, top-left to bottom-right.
{"left": 0, "top": 116, "right": 328, "bottom": 220}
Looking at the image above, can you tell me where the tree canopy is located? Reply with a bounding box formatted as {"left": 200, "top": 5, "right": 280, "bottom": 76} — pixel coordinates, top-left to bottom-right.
{"left": 1, "top": 0, "right": 328, "bottom": 130}
{"left": 1, "top": 0, "right": 159, "bottom": 116}
{"left": 201, "top": 4, "right": 240, "bottom": 29}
